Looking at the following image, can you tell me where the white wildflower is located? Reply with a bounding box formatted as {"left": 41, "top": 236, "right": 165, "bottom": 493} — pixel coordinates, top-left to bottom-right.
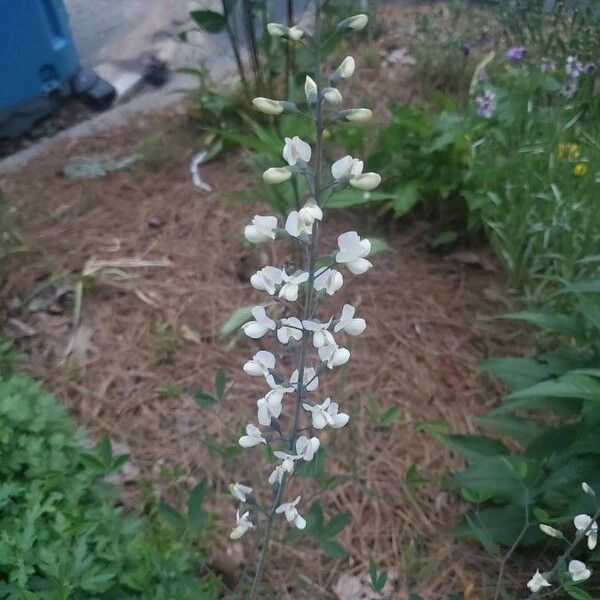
{"left": 276, "top": 496, "right": 306, "bottom": 529}
{"left": 244, "top": 215, "right": 278, "bottom": 243}
{"left": 230, "top": 509, "right": 254, "bottom": 539}
{"left": 303, "top": 397, "right": 349, "bottom": 429}
{"left": 242, "top": 306, "right": 276, "bottom": 339}
{"left": 250, "top": 266, "right": 283, "bottom": 295}
{"left": 239, "top": 424, "right": 267, "bottom": 448}
{"left": 290, "top": 367, "right": 319, "bottom": 392}
{"left": 283, "top": 136, "right": 311, "bottom": 166}
{"left": 314, "top": 268, "right": 343, "bottom": 295}
{"left": 230, "top": 483, "right": 253, "bottom": 503}
{"left": 303, "top": 318, "right": 335, "bottom": 348}
{"left": 277, "top": 317, "right": 303, "bottom": 344}
{"left": 569, "top": 559, "right": 591, "bottom": 582}
{"left": 336, "top": 231, "right": 372, "bottom": 274}
{"left": 318, "top": 343, "right": 350, "bottom": 369}
{"left": 526, "top": 570, "right": 551, "bottom": 593}
{"left": 574, "top": 514, "right": 598, "bottom": 550}
{"left": 279, "top": 270, "right": 309, "bottom": 302}
{"left": 335, "top": 304, "right": 366, "bottom": 335}
{"left": 243, "top": 350, "right": 276, "bottom": 377}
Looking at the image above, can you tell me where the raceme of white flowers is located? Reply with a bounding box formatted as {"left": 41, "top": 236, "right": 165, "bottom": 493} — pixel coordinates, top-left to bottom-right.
{"left": 228, "top": 11, "right": 377, "bottom": 542}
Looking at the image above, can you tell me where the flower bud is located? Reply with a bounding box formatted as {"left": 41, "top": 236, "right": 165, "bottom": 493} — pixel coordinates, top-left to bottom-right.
{"left": 323, "top": 87, "right": 343, "bottom": 105}
{"left": 304, "top": 76, "right": 318, "bottom": 104}
{"left": 345, "top": 108, "right": 372, "bottom": 123}
{"left": 253, "top": 97, "right": 284, "bottom": 115}
{"left": 539, "top": 524, "right": 564, "bottom": 539}
{"left": 583, "top": 482, "right": 596, "bottom": 496}
{"left": 263, "top": 167, "right": 292, "bottom": 184}
{"left": 350, "top": 172, "right": 381, "bottom": 191}
{"left": 267, "top": 22, "right": 303, "bottom": 40}
{"left": 288, "top": 26, "right": 304, "bottom": 41}
{"left": 331, "top": 56, "right": 355, "bottom": 84}
{"left": 336, "top": 14, "right": 369, "bottom": 32}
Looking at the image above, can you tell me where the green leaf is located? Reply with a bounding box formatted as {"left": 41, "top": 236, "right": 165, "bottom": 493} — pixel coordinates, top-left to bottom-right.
{"left": 327, "top": 189, "right": 394, "bottom": 209}
{"left": 431, "top": 230, "right": 458, "bottom": 248}
{"left": 214, "top": 368, "right": 226, "bottom": 401}
{"left": 435, "top": 434, "right": 510, "bottom": 460}
{"left": 475, "top": 415, "right": 545, "bottom": 444}
{"left": 366, "top": 237, "right": 392, "bottom": 256}
{"left": 110, "top": 453, "right": 130, "bottom": 472}
{"left": 496, "top": 310, "right": 585, "bottom": 339}
{"left": 158, "top": 502, "right": 187, "bottom": 530}
{"left": 378, "top": 406, "right": 402, "bottom": 427}
{"left": 322, "top": 512, "right": 352, "bottom": 538}
{"left": 190, "top": 9, "right": 227, "bottom": 33}
{"left": 563, "top": 583, "right": 595, "bottom": 600}
{"left": 187, "top": 482, "right": 206, "bottom": 518}
{"left": 577, "top": 294, "right": 600, "bottom": 332}
{"left": 193, "top": 391, "right": 218, "bottom": 407}
{"left": 392, "top": 183, "right": 420, "bottom": 217}
{"left": 306, "top": 502, "right": 324, "bottom": 531}
{"left": 219, "top": 305, "right": 254, "bottom": 339}
{"left": 79, "top": 452, "right": 106, "bottom": 472}
{"left": 480, "top": 357, "right": 555, "bottom": 391}
{"left": 405, "top": 464, "right": 428, "bottom": 491}
{"left": 507, "top": 373, "right": 600, "bottom": 402}
{"left": 319, "top": 540, "right": 347, "bottom": 560}
{"left": 564, "top": 278, "right": 600, "bottom": 294}
{"left": 97, "top": 434, "right": 113, "bottom": 465}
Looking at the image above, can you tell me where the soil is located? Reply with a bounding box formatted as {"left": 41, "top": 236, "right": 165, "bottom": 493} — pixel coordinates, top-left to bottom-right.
{"left": 0, "top": 3, "right": 530, "bottom": 599}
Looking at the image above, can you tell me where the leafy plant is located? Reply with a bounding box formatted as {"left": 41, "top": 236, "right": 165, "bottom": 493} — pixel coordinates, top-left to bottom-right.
{"left": 368, "top": 558, "right": 388, "bottom": 592}
{"left": 0, "top": 374, "right": 220, "bottom": 598}
{"left": 193, "top": 368, "right": 228, "bottom": 407}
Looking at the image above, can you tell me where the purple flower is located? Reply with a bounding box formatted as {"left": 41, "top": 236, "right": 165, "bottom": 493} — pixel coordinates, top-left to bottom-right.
{"left": 540, "top": 58, "right": 556, "bottom": 73}
{"left": 566, "top": 55, "right": 584, "bottom": 78}
{"left": 561, "top": 80, "right": 577, "bottom": 99}
{"left": 461, "top": 42, "right": 472, "bottom": 57}
{"left": 476, "top": 89, "right": 496, "bottom": 119}
{"left": 506, "top": 46, "right": 526, "bottom": 61}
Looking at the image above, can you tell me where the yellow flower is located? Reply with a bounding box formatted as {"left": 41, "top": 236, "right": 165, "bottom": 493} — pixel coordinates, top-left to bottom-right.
{"left": 558, "top": 143, "right": 581, "bottom": 160}
{"left": 574, "top": 163, "right": 588, "bottom": 177}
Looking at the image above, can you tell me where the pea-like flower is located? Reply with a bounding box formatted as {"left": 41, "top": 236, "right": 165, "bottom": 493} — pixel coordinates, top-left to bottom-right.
{"left": 336, "top": 56, "right": 355, "bottom": 79}
{"left": 276, "top": 496, "right": 306, "bottom": 529}
{"left": 323, "top": 87, "right": 343, "bottom": 105}
{"left": 243, "top": 350, "right": 276, "bottom": 377}
{"left": 283, "top": 136, "right": 312, "bottom": 166}
{"left": 574, "top": 514, "right": 598, "bottom": 549}
{"left": 242, "top": 306, "right": 276, "bottom": 339}
{"left": 337, "top": 14, "right": 369, "bottom": 32}
{"left": 318, "top": 343, "right": 350, "bottom": 369}
{"left": 336, "top": 231, "right": 372, "bottom": 274}
{"left": 303, "top": 318, "right": 335, "bottom": 348}
{"left": 263, "top": 166, "right": 292, "bottom": 184}
{"left": 314, "top": 268, "right": 344, "bottom": 295}
{"left": 230, "top": 483, "right": 253, "bottom": 503}
{"left": 267, "top": 23, "right": 304, "bottom": 40}
{"left": 303, "top": 397, "right": 349, "bottom": 429}
{"left": 268, "top": 458, "right": 294, "bottom": 485}
{"left": 245, "top": 215, "right": 278, "bottom": 243}
{"left": 230, "top": 509, "right": 254, "bottom": 539}
{"left": 569, "top": 559, "right": 591, "bottom": 582}
{"left": 277, "top": 317, "right": 303, "bottom": 344}
{"left": 239, "top": 424, "right": 267, "bottom": 447}
{"left": 278, "top": 270, "right": 309, "bottom": 302}
{"left": 257, "top": 394, "right": 283, "bottom": 426}
{"left": 253, "top": 97, "right": 284, "bottom": 115}
{"left": 265, "top": 375, "right": 294, "bottom": 404}
{"left": 295, "top": 435, "right": 320, "bottom": 461}
{"left": 526, "top": 570, "right": 551, "bottom": 593}
{"left": 342, "top": 108, "right": 373, "bottom": 123}
{"left": 331, "top": 154, "right": 380, "bottom": 190}
{"left": 305, "top": 76, "right": 318, "bottom": 104}
{"left": 290, "top": 367, "right": 319, "bottom": 392}
{"left": 335, "top": 303, "right": 366, "bottom": 335}
{"left": 285, "top": 200, "right": 323, "bottom": 238}
{"left": 250, "top": 266, "right": 283, "bottom": 295}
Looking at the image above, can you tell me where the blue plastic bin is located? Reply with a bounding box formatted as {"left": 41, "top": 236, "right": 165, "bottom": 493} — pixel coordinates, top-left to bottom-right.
{"left": 0, "top": 0, "right": 80, "bottom": 135}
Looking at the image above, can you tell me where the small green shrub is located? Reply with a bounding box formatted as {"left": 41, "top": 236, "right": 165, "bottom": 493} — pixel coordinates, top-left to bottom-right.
{"left": 0, "top": 374, "right": 220, "bottom": 599}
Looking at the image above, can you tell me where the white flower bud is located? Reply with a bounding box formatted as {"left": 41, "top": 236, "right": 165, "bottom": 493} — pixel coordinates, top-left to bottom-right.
{"left": 304, "top": 76, "right": 318, "bottom": 104}
{"left": 338, "top": 56, "right": 355, "bottom": 79}
{"left": 267, "top": 22, "right": 287, "bottom": 37}
{"left": 253, "top": 97, "right": 284, "bottom": 115}
{"left": 583, "top": 482, "right": 596, "bottom": 496}
{"left": 263, "top": 167, "right": 292, "bottom": 184}
{"left": 288, "top": 26, "right": 304, "bottom": 41}
{"left": 323, "top": 87, "right": 343, "bottom": 105}
{"left": 345, "top": 108, "right": 372, "bottom": 123}
{"left": 350, "top": 172, "right": 381, "bottom": 191}
{"left": 539, "top": 524, "right": 563, "bottom": 539}
{"left": 337, "top": 14, "right": 369, "bottom": 32}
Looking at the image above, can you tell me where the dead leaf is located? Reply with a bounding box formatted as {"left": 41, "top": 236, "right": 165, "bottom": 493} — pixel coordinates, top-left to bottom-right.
{"left": 181, "top": 324, "right": 201, "bottom": 344}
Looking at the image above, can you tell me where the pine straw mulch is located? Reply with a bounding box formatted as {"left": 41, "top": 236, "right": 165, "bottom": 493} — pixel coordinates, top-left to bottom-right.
{"left": 0, "top": 106, "right": 531, "bottom": 599}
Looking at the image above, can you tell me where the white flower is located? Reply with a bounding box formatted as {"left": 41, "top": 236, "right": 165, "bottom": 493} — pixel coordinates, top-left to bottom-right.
{"left": 323, "top": 87, "right": 343, "bottom": 105}
{"left": 337, "top": 56, "right": 355, "bottom": 79}
{"left": 539, "top": 524, "right": 563, "bottom": 539}
{"left": 250, "top": 266, "right": 283, "bottom": 295}
{"left": 574, "top": 514, "right": 598, "bottom": 549}
{"left": 290, "top": 367, "right": 319, "bottom": 391}
{"left": 279, "top": 270, "right": 309, "bottom": 302}
{"left": 265, "top": 374, "right": 294, "bottom": 404}
{"left": 268, "top": 458, "right": 294, "bottom": 485}
{"left": 267, "top": 23, "right": 303, "bottom": 40}
{"left": 318, "top": 343, "right": 350, "bottom": 369}
{"left": 257, "top": 394, "right": 282, "bottom": 426}
{"left": 335, "top": 304, "right": 366, "bottom": 336}
{"left": 295, "top": 435, "right": 320, "bottom": 461}
{"left": 305, "top": 75, "right": 318, "bottom": 103}
{"left": 277, "top": 317, "right": 303, "bottom": 344}
{"left": 526, "top": 570, "right": 551, "bottom": 593}
{"left": 239, "top": 423, "right": 267, "bottom": 447}
{"left": 283, "top": 136, "right": 311, "bottom": 166}
{"left": 253, "top": 97, "right": 284, "bottom": 115}
{"left": 276, "top": 496, "right": 306, "bottom": 529}
{"left": 230, "top": 483, "right": 253, "bottom": 502}
{"left": 314, "top": 268, "right": 343, "bottom": 295}
{"left": 244, "top": 215, "right": 278, "bottom": 243}
{"left": 230, "top": 509, "right": 254, "bottom": 539}
{"left": 332, "top": 155, "right": 363, "bottom": 181}
{"left": 303, "top": 397, "right": 349, "bottom": 429}
{"left": 285, "top": 200, "right": 323, "bottom": 238}
{"left": 350, "top": 172, "right": 381, "bottom": 191}
{"left": 243, "top": 350, "right": 276, "bottom": 377}
{"left": 303, "top": 318, "right": 335, "bottom": 348}
{"left": 263, "top": 166, "right": 292, "bottom": 184}
{"left": 345, "top": 14, "right": 369, "bottom": 31}
{"left": 345, "top": 108, "right": 372, "bottom": 123}
{"left": 569, "top": 559, "right": 591, "bottom": 582}
{"left": 336, "top": 231, "right": 372, "bottom": 274}
{"left": 242, "top": 306, "right": 276, "bottom": 338}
